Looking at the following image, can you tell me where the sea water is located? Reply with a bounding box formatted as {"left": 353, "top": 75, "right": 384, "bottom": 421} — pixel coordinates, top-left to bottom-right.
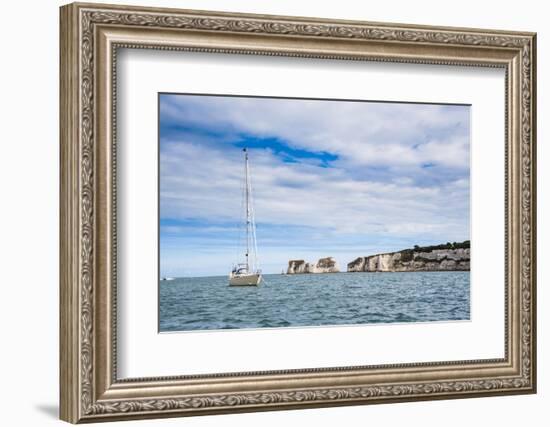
{"left": 159, "top": 271, "right": 470, "bottom": 332}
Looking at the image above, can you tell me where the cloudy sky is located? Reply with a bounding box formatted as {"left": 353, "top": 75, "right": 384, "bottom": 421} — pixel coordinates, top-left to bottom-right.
{"left": 159, "top": 93, "right": 470, "bottom": 277}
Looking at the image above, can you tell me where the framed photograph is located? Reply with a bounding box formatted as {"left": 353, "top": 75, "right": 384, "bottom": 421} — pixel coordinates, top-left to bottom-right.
{"left": 60, "top": 2, "right": 537, "bottom": 423}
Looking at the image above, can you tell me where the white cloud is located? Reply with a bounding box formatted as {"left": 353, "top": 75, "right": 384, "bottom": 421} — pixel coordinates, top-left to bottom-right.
{"left": 161, "top": 140, "right": 468, "bottom": 237}
{"left": 161, "top": 95, "right": 470, "bottom": 170}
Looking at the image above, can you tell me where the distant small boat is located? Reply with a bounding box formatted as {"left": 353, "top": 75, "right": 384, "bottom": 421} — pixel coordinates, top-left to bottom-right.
{"left": 161, "top": 277, "right": 175, "bottom": 281}
{"left": 229, "top": 148, "right": 262, "bottom": 287}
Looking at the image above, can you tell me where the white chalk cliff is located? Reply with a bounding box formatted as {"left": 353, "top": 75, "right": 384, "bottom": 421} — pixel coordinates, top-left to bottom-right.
{"left": 347, "top": 248, "right": 470, "bottom": 272}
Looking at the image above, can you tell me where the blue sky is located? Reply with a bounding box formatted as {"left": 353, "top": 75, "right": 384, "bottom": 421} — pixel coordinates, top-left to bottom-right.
{"left": 159, "top": 94, "right": 470, "bottom": 277}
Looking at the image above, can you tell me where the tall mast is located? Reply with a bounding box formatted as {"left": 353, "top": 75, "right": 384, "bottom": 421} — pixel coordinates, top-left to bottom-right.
{"left": 244, "top": 148, "right": 250, "bottom": 271}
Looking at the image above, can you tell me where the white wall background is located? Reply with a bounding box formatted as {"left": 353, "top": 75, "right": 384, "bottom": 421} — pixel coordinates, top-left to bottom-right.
{"left": 0, "top": 0, "right": 545, "bottom": 426}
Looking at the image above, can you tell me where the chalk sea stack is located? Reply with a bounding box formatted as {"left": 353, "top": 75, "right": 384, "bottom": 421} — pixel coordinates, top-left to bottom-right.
{"left": 287, "top": 257, "right": 340, "bottom": 274}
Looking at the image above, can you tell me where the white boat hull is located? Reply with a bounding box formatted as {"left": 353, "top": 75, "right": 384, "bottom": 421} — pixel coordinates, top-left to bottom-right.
{"left": 229, "top": 273, "right": 262, "bottom": 286}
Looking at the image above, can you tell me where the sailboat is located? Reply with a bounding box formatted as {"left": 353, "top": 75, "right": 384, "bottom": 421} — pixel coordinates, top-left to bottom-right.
{"left": 229, "top": 148, "right": 262, "bottom": 286}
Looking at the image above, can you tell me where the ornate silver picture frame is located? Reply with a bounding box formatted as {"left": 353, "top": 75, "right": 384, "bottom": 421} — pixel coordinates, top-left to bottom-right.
{"left": 60, "top": 2, "right": 536, "bottom": 423}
